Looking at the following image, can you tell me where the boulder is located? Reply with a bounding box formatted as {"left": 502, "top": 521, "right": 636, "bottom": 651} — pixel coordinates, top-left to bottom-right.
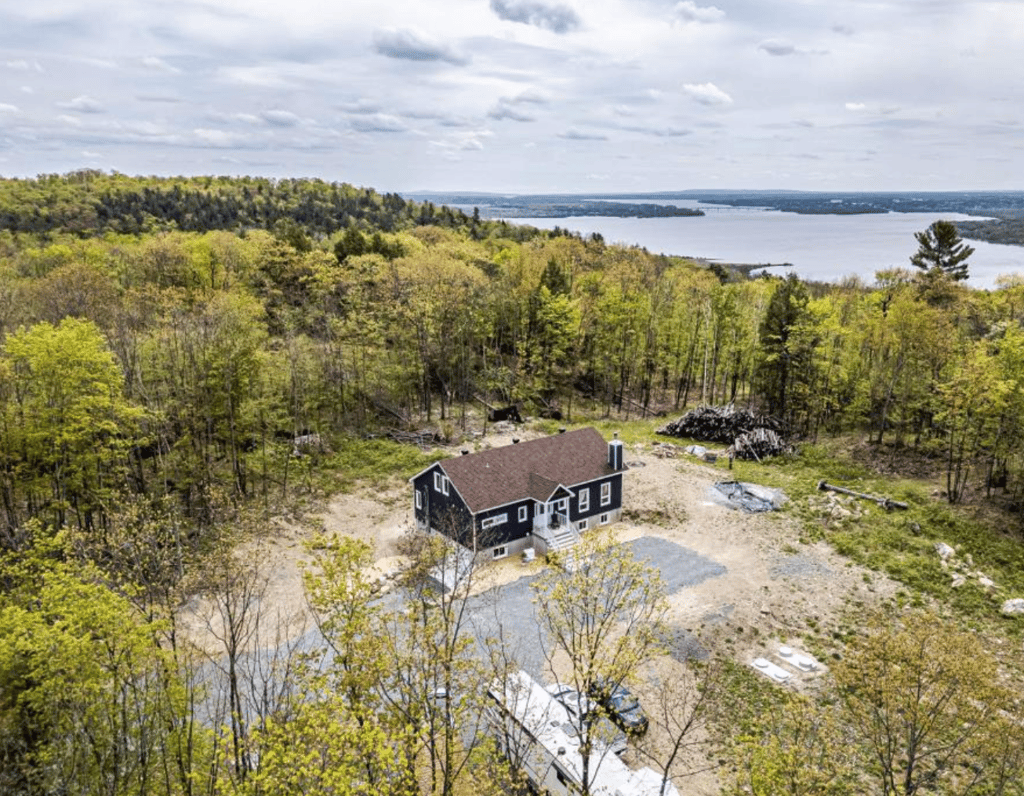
{"left": 1001, "top": 598, "right": 1024, "bottom": 616}
{"left": 934, "top": 542, "right": 956, "bottom": 560}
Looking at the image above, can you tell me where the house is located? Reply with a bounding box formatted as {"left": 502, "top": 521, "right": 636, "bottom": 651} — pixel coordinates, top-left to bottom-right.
{"left": 409, "top": 427, "right": 625, "bottom": 559}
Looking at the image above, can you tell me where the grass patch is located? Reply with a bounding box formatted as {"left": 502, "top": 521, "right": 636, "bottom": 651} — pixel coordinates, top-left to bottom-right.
{"left": 321, "top": 437, "right": 445, "bottom": 492}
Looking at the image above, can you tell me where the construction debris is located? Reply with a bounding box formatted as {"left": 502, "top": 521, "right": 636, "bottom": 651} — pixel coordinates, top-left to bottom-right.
{"left": 816, "top": 479, "right": 909, "bottom": 511}
{"left": 713, "top": 481, "right": 787, "bottom": 512}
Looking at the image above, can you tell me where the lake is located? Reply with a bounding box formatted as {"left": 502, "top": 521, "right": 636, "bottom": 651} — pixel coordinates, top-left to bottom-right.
{"left": 510, "top": 206, "right": 1024, "bottom": 290}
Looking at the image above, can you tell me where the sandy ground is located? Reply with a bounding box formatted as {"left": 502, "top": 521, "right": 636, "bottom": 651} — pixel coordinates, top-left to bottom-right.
{"left": 180, "top": 425, "right": 900, "bottom": 793}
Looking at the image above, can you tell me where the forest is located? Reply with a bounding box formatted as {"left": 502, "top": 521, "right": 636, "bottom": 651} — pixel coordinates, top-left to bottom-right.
{"left": 3, "top": 171, "right": 1024, "bottom": 795}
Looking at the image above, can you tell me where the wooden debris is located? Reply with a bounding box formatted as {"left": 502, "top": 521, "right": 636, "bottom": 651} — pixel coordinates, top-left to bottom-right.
{"left": 386, "top": 429, "right": 443, "bottom": 446}
{"left": 658, "top": 404, "right": 783, "bottom": 445}
{"left": 659, "top": 404, "right": 790, "bottom": 460}
{"left": 729, "top": 429, "right": 792, "bottom": 461}
{"left": 816, "top": 479, "right": 909, "bottom": 511}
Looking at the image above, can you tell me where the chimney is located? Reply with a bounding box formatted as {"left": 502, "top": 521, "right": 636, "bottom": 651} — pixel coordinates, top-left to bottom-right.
{"left": 608, "top": 435, "right": 624, "bottom": 471}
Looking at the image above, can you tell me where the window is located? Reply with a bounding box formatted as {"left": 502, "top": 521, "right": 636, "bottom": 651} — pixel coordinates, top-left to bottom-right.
{"left": 415, "top": 490, "right": 422, "bottom": 509}
{"left": 600, "top": 482, "right": 612, "bottom": 506}
{"left": 518, "top": 505, "right": 528, "bottom": 523}
{"left": 536, "top": 502, "right": 546, "bottom": 516}
{"left": 434, "top": 471, "right": 442, "bottom": 493}
{"left": 578, "top": 488, "right": 590, "bottom": 512}
{"left": 492, "top": 546, "right": 508, "bottom": 559}
{"left": 442, "top": 476, "right": 449, "bottom": 496}
{"left": 577, "top": 519, "right": 588, "bottom": 531}
{"left": 599, "top": 512, "right": 610, "bottom": 526}
{"left": 556, "top": 498, "right": 568, "bottom": 513}
{"left": 481, "top": 513, "right": 508, "bottom": 530}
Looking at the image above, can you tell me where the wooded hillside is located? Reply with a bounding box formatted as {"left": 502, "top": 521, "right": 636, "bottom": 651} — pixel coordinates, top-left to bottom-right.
{"left": 3, "top": 171, "right": 1024, "bottom": 796}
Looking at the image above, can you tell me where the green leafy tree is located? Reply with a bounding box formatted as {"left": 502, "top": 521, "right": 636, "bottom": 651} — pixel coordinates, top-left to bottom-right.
{"left": 835, "top": 611, "right": 1022, "bottom": 795}
{"left": 532, "top": 531, "right": 667, "bottom": 796}
{"left": 755, "top": 274, "right": 813, "bottom": 422}
{"left": 910, "top": 220, "right": 974, "bottom": 281}
{"left": 1, "top": 318, "right": 143, "bottom": 533}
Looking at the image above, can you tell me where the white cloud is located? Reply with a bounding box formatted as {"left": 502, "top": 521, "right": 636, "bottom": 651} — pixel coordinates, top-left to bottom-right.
{"left": 683, "top": 82, "right": 733, "bottom": 107}
{"left": 674, "top": 1, "right": 725, "bottom": 24}
{"left": 351, "top": 114, "right": 408, "bottom": 133}
{"left": 261, "top": 110, "right": 301, "bottom": 127}
{"left": 141, "top": 56, "right": 181, "bottom": 74}
{"left": 58, "top": 95, "right": 105, "bottom": 113}
{"left": 372, "top": 29, "right": 468, "bottom": 65}
{"left": 846, "top": 102, "right": 867, "bottom": 111}
{"left": 758, "top": 39, "right": 796, "bottom": 57}
{"left": 559, "top": 128, "right": 608, "bottom": 140}
{"left": 0, "top": 103, "right": 19, "bottom": 113}
{"left": 490, "top": 0, "right": 582, "bottom": 34}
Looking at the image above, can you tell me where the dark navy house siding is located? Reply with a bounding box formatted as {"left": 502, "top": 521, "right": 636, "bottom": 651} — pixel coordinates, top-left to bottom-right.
{"left": 412, "top": 464, "right": 473, "bottom": 548}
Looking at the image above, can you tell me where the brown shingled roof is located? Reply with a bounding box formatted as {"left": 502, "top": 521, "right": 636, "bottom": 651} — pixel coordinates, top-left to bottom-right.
{"left": 440, "top": 427, "right": 617, "bottom": 514}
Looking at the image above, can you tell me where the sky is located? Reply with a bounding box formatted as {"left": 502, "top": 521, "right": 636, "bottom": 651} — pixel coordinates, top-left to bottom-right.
{"left": 1, "top": 0, "right": 1022, "bottom": 194}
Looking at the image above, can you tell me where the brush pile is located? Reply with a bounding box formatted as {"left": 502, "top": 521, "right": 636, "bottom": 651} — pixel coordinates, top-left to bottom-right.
{"left": 658, "top": 404, "right": 791, "bottom": 460}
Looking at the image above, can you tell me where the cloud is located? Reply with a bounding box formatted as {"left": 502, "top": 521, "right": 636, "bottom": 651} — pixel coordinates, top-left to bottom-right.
{"left": 683, "top": 82, "right": 732, "bottom": 106}
{"left": 193, "top": 128, "right": 239, "bottom": 147}
{"left": 372, "top": 29, "right": 468, "bottom": 64}
{"left": 758, "top": 39, "right": 796, "bottom": 57}
{"left": 350, "top": 114, "right": 408, "bottom": 133}
{"left": 488, "top": 102, "right": 537, "bottom": 122}
{"left": 58, "top": 95, "right": 105, "bottom": 113}
{"left": 141, "top": 56, "right": 181, "bottom": 74}
{"left": 488, "top": 89, "right": 550, "bottom": 122}
{"left": 674, "top": 1, "right": 725, "bottom": 24}
{"left": 758, "top": 39, "right": 828, "bottom": 57}
{"left": 338, "top": 99, "right": 382, "bottom": 115}
{"left": 261, "top": 110, "right": 301, "bottom": 127}
{"left": 0, "top": 103, "right": 18, "bottom": 114}
{"left": 832, "top": 24, "right": 855, "bottom": 36}
{"left": 490, "top": 0, "right": 581, "bottom": 34}
{"left": 845, "top": 102, "right": 867, "bottom": 111}
{"left": 558, "top": 128, "right": 608, "bottom": 140}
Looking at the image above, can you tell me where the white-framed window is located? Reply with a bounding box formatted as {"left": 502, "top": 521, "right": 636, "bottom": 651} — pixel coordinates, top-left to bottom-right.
{"left": 556, "top": 498, "right": 568, "bottom": 513}
{"left": 600, "top": 512, "right": 610, "bottom": 525}
{"left": 600, "top": 482, "right": 612, "bottom": 506}
{"left": 518, "top": 505, "right": 528, "bottom": 523}
{"left": 536, "top": 502, "right": 546, "bottom": 516}
{"left": 481, "top": 513, "right": 508, "bottom": 530}
{"left": 577, "top": 519, "right": 588, "bottom": 531}
{"left": 415, "top": 490, "right": 422, "bottom": 509}
{"left": 434, "top": 471, "right": 442, "bottom": 493}
{"left": 578, "top": 488, "right": 590, "bottom": 512}
{"left": 441, "top": 476, "right": 449, "bottom": 496}
{"left": 492, "top": 546, "right": 508, "bottom": 560}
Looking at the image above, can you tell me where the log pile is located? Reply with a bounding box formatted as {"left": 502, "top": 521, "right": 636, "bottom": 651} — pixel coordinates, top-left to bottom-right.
{"left": 728, "top": 428, "right": 792, "bottom": 461}
{"left": 658, "top": 404, "right": 782, "bottom": 444}
{"left": 658, "top": 404, "right": 790, "bottom": 461}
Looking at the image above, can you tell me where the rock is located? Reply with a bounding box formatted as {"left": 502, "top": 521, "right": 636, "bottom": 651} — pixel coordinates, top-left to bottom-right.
{"left": 951, "top": 574, "right": 966, "bottom": 588}
{"left": 1001, "top": 598, "right": 1024, "bottom": 616}
{"left": 978, "top": 576, "right": 995, "bottom": 589}
{"left": 934, "top": 542, "right": 956, "bottom": 560}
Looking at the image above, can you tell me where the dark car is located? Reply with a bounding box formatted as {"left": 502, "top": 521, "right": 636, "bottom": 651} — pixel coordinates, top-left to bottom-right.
{"left": 589, "top": 682, "right": 648, "bottom": 736}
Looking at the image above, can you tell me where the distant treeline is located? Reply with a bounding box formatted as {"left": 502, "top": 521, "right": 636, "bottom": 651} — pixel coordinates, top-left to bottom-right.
{"left": 0, "top": 170, "right": 550, "bottom": 241}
